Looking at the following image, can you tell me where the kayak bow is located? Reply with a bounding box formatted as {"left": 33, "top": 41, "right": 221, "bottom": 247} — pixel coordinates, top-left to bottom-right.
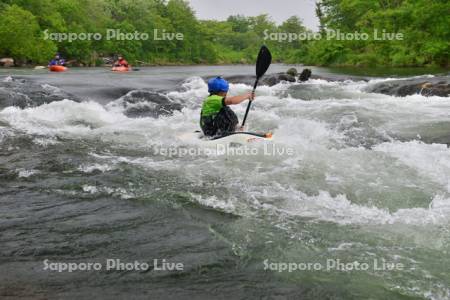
{"left": 49, "top": 65, "right": 67, "bottom": 72}
{"left": 112, "top": 66, "right": 130, "bottom": 72}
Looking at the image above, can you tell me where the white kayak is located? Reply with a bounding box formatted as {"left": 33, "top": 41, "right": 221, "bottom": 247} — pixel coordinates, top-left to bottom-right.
{"left": 178, "top": 131, "right": 273, "bottom": 147}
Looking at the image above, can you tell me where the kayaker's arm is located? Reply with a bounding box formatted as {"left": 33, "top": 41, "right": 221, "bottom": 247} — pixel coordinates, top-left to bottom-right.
{"left": 224, "top": 92, "right": 255, "bottom": 105}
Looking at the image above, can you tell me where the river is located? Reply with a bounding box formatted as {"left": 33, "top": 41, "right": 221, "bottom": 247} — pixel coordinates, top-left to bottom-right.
{"left": 0, "top": 65, "right": 449, "bottom": 299}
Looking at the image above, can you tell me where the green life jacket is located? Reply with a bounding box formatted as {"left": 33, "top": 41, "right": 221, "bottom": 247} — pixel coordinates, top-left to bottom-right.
{"left": 201, "top": 95, "right": 225, "bottom": 117}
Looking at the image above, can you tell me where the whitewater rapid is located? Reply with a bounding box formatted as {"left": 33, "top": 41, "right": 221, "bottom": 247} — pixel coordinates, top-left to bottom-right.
{"left": 1, "top": 77, "right": 450, "bottom": 226}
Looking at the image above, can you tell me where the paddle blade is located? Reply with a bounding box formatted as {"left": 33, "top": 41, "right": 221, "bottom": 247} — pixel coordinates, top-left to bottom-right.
{"left": 256, "top": 45, "right": 272, "bottom": 78}
{"left": 242, "top": 46, "right": 272, "bottom": 127}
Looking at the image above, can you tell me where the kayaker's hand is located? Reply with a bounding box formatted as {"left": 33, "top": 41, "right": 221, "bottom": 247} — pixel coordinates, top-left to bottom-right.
{"left": 249, "top": 92, "right": 255, "bottom": 101}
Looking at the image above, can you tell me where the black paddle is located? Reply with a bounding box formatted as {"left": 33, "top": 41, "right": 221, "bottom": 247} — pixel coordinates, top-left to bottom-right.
{"left": 241, "top": 45, "right": 272, "bottom": 127}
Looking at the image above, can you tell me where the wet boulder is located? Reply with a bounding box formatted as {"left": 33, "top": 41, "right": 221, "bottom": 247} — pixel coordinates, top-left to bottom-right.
{"left": 366, "top": 76, "right": 450, "bottom": 97}
{"left": 0, "top": 77, "right": 80, "bottom": 109}
{"left": 0, "top": 58, "right": 14, "bottom": 67}
{"left": 225, "top": 73, "right": 296, "bottom": 87}
{"left": 262, "top": 73, "right": 296, "bottom": 86}
{"left": 110, "top": 90, "right": 182, "bottom": 118}
{"left": 286, "top": 68, "right": 298, "bottom": 77}
{"left": 299, "top": 69, "right": 312, "bottom": 82}
{"left": 420, "top": 82, "right": 450, "bottom": 97}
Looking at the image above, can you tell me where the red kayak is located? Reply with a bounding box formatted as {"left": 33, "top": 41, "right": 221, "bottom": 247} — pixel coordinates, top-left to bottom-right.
{"left": 49, "top": 65, "right": 67, "bottom": 72}
{"left": 112, "top": 66, "right": 130, "bottom": 72}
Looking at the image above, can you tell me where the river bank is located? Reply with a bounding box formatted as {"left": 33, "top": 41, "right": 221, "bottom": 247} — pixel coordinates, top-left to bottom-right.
{"left": 1, "top": 62, "right": 448, "bottom": 75}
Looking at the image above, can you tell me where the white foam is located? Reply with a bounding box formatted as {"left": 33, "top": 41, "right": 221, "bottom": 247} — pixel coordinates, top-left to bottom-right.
{"left": 32, "top": 137, "right": 60, "bottom": 146}
{"left": 17, "top": 168, "right": 39, "bottom": 178}
{"left": 190, "top": 193, "right": 238, "bottom": 214}
{"left": 166, "top": 76, "right": 208, "bottom": 107}
{"left": 374, "top": 141, "right": 450, "bottom": 192}
{"left": 0, "top": 99, "right": 130, "bottom": 137}
{"left": 237, "top": 186, "right": 450, "bottom": 226}
{"left": 41, "top": 83, "right": 62, "bottom": 94}
{"left": 82, "top": 184, "right": 134, "bottom": 199}
{"left": 0, "top": 126, "right": 14, "bottom": 143}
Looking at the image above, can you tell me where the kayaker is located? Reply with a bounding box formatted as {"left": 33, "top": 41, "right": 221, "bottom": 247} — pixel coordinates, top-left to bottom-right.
{"left": 114, "top": 55, "right": 128, "bottom": 67}
{"left": 200, "top": 77, "right": 255, "bottom": 137}
{"left": 48, "top": 54, "right": 65, "bottom": 66}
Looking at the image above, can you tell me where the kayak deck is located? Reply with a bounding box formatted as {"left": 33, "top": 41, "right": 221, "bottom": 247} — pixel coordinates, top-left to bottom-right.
{"left": 178, "top": 131, "right": 273, "bottom": 146}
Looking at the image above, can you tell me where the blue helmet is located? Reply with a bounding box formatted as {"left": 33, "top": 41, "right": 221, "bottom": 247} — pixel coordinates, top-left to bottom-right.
{"left": 208, "top": 77, "right": 229, "bottom": 93}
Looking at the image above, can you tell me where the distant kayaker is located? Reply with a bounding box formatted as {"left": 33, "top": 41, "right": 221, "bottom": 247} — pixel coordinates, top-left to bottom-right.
{"left": 48, "top": 54, "right": 65, "bottom": 66}
{"left": 200, "top": 77, "right": 255, "bottom": 137}
{"left": 114, "top": 55, "right": 129, "bottom": 67}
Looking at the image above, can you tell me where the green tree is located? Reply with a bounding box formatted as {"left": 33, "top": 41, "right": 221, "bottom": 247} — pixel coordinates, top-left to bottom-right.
{"left": 0, "top": 4, "right": 56, "bottom": 64}
{"left": 278, "top": 16, "right": 309, "bottom": 61}
{"left": 227, "top": 15, "right": 251, "bottom": 33}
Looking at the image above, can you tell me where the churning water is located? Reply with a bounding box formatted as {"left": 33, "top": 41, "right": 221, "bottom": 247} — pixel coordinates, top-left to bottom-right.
{"left": 0, "top": 66, "right": 449, "bottom": 299}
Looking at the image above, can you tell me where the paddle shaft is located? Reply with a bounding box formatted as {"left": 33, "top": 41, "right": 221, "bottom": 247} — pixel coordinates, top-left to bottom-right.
{"left": 241, "top": 78, "right": 259, "bottom": 127}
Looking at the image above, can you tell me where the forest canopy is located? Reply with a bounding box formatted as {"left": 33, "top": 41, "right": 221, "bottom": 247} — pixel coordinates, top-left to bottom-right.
{"left": 0, "top": 0, "right": 448, "bottom": 67}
